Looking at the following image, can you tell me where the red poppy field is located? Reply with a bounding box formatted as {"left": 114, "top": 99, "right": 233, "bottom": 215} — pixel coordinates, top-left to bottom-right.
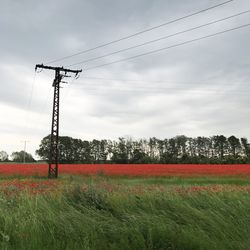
{"left": 0, "top": 163, "right": 250, "bottom": 177}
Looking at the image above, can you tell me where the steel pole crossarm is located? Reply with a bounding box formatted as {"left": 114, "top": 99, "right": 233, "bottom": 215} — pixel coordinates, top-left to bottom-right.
{"left": 35, "top": 64, "right": 82, "bottom": 75}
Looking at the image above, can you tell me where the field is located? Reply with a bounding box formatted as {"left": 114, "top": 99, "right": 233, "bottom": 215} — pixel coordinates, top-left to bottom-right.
{"left": 1, "top": 163, "right": 250, "bottom": 176}
{"left": 0, "top": 164, "right": 250, "bottom": 249}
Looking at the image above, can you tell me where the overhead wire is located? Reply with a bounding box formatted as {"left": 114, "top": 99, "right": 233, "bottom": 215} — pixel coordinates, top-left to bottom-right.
{"left": 78, "top": 76, "right": 250, "bottom": 86}
{"left": 62, "top": 75, "right": 76, "bottom": 102}
{"left": 69, "top": 73, "right": 249, "bottom": 93}
{"left": 72, "top": 84, "right": 249, "bottom": 92}
{"left": 41, "top": 87, "right": 53, "bottom": 114}
{"left": 66, "top": 85, "right": 250, "bottom": 96}
{"left": 68, "top": 10, "right": 250, "bottom": 67}
{"left": 69, "top": 81, "right": 249, "bottom": 92}
{"left": 22, "top": 71, "right": 37, "bottom": 150}
{"left": 82, "top": 23, "right": 250, "bottom": 71}
{"left": 25, "top": 71, "right": 37, "bottom": 127}
{"left": 46, "top": 0, "right": 233, "bottom": 64}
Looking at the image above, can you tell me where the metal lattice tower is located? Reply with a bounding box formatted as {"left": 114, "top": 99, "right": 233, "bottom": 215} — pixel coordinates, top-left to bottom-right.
{"left": 35, "top": 64, "right": 82, "bottom": 178}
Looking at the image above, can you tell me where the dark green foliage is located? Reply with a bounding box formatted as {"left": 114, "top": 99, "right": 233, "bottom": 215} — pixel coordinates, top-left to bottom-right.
{"left": 36, "top": 135, "right": 250, "bottom": 164}
{"left": 11, "top": 151, "right": 35, "bottom": 163}
{"left": 66, "top": 185, "right": 111, "bottom": 211}
{"left": 0, "top": 151, "right": 8, "bottom": 162}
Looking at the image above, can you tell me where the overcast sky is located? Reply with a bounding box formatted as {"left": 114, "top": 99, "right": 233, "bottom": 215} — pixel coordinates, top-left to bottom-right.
{"left": 1, "top": 0, "right": 250, "bottom": 158}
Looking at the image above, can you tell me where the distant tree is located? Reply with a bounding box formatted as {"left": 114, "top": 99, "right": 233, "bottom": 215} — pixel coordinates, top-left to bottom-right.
{"left": 125, "top": 136, "right": 134, "bottom": 163}
{"left": 168, "top": 138, "right": 178, "bottom": 162}
{"left": 76, "top": 140, "right": 91, "bottom": 163}
{"left": 58, "top": 136, "right": 76, "bottom": 163}
{"left": 36, "top": 134, "right": 250, "bottom": 164}
{"left": 36, "top": 135, "right": 88, "bottom": 163}
{"left": 175, "top": 135, "right": 188, "bottom": 161}
{"left": 11, "top": 151, "right": 35, "bottom": 162}
{"left": 99, "top": 140, "right": 109, "bottom": 163}
{"left": 0, "top": 151, "right": 8, "bottom": 162}
{"left": 196, "top": 137, "right": 203, "bottom": 158}
{"left": 130, "top": 140, "right": 148, "bottom": 163}
{"left": 213, "top": 135, "right": 228, "bottom": 159}
{"left": 111, "top": 137, "right": 129, "bottom": 163}
{"left": 241, "top": 138, "right": 250, "bottom": 159}
{"left": 90, "top": 139, "right": 100, "bottom": 162}
{"left": 36, "top": 135, "right": 50, "bottom": 161}
{"left": 228, "top": 136, "right": 241, "bottom": 158}
{"left": 148, "top": 137, "right": 159, "bottom": 162}
{"left": 160, "top": 139, "right": 172, "bottom": 163}
{"left": 157, "top": 139, "right": 165, "bottom": 163}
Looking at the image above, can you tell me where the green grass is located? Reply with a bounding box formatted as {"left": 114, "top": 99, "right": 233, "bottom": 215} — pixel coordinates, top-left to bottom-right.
{"left": 109, "top": 175, "right": 250, "bottom": 186}
{"left": 0, "top": 176, "right": 249, "bottom": 249}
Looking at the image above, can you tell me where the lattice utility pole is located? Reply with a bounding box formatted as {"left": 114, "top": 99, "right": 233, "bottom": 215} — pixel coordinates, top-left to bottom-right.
{"left": 35, "top": 64, "right": 82, "bottom": 178}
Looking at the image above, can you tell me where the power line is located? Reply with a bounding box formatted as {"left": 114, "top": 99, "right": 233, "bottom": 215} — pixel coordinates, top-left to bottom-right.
{"left": 69, "top": 78, "right": 250, "bottom": 94}
{"left": 67, "top": 86, "right": 250, "bottom": 96}
{"left": 62, "top": 75, "right": 76, "bottom": 102}
{"left": 26, "top": 72, "right": 37, "bottom": 119}
{"left": 46, "top": 0, "right": 233, "bottom": 64}
{"left": 41, "top": 86, "right": 53, "bottom": 114}
{"left": 73, "top": 83, "right": 250, "bottom": 92}
{"left": 72, "top": 75, "right": 249, "bottom": 93}
{"left": 24, "top": 72, "right": 37, "bottom": 141}
{"left": 79, "top": 76, "right": 249, "bottom": 86}
{"left": 69, "top": 82, "right": 249, "bottom": 93}
{"left": 68, "top": 10, "right": 250, "bottom": 67}
{"left": 83, "top": 23, "right": 250, "bottom": 71}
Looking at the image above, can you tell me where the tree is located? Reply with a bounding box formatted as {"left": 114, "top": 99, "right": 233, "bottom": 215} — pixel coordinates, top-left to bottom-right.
{"left": 213, "top": 135, "right": 228, "bottom": 159}
{"left": 241, "top": 138, "right": 250, "bottom": 159}
{"left": 111, "top": 138, "right": 129, "bottom": 163}
{"left": 36, "top": 135, "right": 50, "bottom": 161}
{"left": 36, "top": 135, "right": 88, "bottom": 163}
{"left": 99, "top": 140, "right": 109, "bottom": 163}
{"left": 130, "top": 140, "right": 148, "bottom": 163}
{"left": 194, "top": 137, "right": 212, "bottom": 162}
{"left": 80, "top": 140, "right": 93, "bottom": 163}
{"left": 0, "top": 151, "right": 8, "bottom": 162}
{"left": 148, "top": 137, "right": 159, "bottom": 162}
{"left": 90, "top": 139, "right": 109, "bottom": 163}
{"left": 228, "top": 136, "right": 241, "bottom": 158}
{"left": 11, "top": 151, "right": 35, "bottom": 162}
{"left": 58, "top": 136, "right": 76, "bottom": 163}
{"left": 157, "top": 139, "right": 165, "bottom": 163}
{"left": 175, "top": 135, "right": 188, "bottom": 161}
{"left": 168, "top": 138, "right": 178, "bottom": 162}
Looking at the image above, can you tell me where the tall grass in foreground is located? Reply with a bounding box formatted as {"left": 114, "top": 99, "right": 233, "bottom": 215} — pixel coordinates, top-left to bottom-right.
{"left": 0, "top": 178, "right": 249, "bottom": 249}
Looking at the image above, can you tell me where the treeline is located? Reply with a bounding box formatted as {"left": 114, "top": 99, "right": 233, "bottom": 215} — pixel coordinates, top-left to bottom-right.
{"left": 0, "top": 150, "right": 35, "bottom": 162}
{"left": 36, "top": 135, "right": 250, "bottom": 164}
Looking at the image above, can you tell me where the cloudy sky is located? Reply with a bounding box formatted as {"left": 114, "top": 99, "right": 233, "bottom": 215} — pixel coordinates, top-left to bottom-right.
{"left": 1, "top": 0, "right": 250, "bottom": 158}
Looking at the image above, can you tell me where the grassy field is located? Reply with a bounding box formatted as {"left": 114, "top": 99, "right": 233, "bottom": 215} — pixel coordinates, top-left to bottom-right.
{"left": 0, "top": 175, "right": 249, "bottom": 249}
